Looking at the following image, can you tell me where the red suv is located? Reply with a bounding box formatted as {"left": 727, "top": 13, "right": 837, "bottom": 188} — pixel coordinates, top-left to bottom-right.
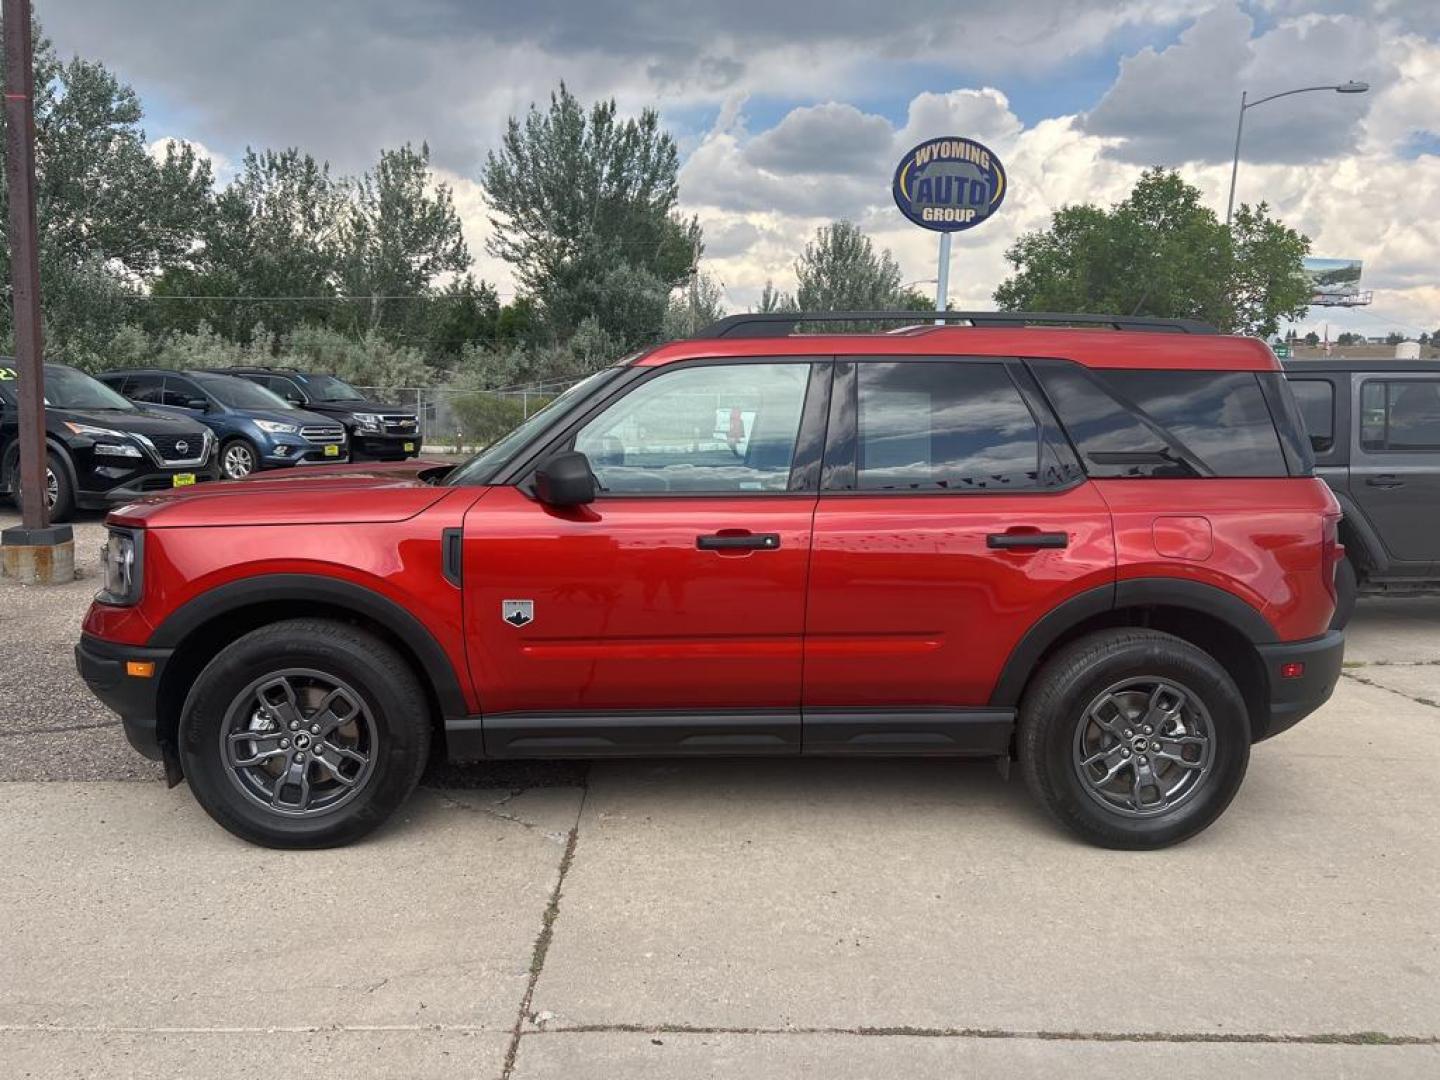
{"left": 76, "top": 312, "right": 1345, "bottom": 850}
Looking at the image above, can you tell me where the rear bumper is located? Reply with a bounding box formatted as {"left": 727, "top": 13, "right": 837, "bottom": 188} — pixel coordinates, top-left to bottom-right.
{"left": 1255, "top": 630, "right": 1345, "bottom": 741}
{"left": 74, "top": 633, "right": 172, "bottom": 761}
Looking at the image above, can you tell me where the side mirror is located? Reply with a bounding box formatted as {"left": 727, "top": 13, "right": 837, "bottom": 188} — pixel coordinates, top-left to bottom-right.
{"left": 186, "top": 398, "right": 209, "bottom": 411}
{"left": 534, "top": 451, "right": 596, "bottom": 507}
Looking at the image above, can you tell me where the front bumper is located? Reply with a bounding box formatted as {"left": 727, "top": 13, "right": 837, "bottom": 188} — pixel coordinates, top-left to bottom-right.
{"left": 351, "top": 433, "right": 419, "bottom": 460}
{"left": 1255, "top": 629, "right": 1345, "bottom": 741}
{"left": 260, "top": 438, "right": 349, "bottom": 468}
{"left": 75, "top": 633, "right": 172, "bottom": 761}
{"left": 76, "top": 467, "right": 220, "bottom": 509}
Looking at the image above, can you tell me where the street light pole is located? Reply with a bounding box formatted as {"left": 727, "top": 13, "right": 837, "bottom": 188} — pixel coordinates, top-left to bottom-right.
{"left": 1225, "top": 81, "right": 1369, "bottom": 226}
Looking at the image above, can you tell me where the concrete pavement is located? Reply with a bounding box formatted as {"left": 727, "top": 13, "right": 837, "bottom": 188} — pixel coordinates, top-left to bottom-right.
{"left": 2, "top": 507, "right": 1438, "bottom": 1077}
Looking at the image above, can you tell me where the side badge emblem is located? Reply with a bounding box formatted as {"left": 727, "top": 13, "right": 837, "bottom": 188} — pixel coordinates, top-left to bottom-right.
{"left": 502, "top": 599, "right": 534, "bottom": 628}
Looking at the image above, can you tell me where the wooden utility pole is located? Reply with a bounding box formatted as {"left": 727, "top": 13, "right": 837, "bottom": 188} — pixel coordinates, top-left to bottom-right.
{"left": 2, "top": 0, "right": 72, "bottom": 584}
{"left": 4, "top": 0, "right": 46, "bottom": 529}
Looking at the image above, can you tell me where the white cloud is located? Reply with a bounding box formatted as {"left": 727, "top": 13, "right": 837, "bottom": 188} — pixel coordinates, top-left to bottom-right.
{"left": 147, "top": 137, "right": 233, "bottom": 185}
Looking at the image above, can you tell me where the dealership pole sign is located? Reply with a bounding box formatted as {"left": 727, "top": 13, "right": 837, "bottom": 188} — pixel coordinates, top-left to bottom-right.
{"left": 892, "top": 136, "right": 1007, "bottom": 315}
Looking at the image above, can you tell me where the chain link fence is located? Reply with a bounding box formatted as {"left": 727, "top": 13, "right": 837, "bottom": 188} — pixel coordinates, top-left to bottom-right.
{"left": 352, "top": 380, "right": 579, "bottom": 453}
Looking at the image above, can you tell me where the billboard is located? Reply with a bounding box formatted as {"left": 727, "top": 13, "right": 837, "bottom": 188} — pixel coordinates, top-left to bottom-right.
{"left": 1304, "top": 258, "right": 1371, "bottom": 307}
{"left": 892, "top": 137, "right": 1007, "bottom": 232}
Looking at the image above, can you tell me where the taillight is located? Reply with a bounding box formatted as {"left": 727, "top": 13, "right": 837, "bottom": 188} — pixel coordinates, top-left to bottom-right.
{"left": 1321, "top": 515, "right": 1343, "bottom": 602}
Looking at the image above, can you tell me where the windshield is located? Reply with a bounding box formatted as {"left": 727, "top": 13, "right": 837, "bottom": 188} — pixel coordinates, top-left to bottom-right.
{"left": 446, "top": 367, "right": 626, "bottom": 487}
{"left": 296, "top": 373, "right": 365, "bottom": 402}
{"left": 40, "top": 365, "right": 137, "bottom": 411}
{"left": 195, "top": 372, "right": 295, "bottom": 411}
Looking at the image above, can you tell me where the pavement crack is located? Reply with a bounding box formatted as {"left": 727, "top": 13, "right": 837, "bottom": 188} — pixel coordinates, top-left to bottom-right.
{"left": 501, "top": 781, "right": 588, "bottom": 1080}
{"left": 529, "top": 1022, "right": 1439, "bottom": 1047}
{"left": 435, "top": 789, "right": 539, "bottom": 829}
{"left": 1342, "top": 670, "right": 1440, "bottom": 709}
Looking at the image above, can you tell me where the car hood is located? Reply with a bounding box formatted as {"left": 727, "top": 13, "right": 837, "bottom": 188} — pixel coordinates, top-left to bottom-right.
{"left": 108, "top": 458, "right": 456, "bottom": 528}
{"left": 238, "top": 406, "right": 339, "bottom": 429}
{"left": 52, "top": 406, "right": 210, "bottom": 438}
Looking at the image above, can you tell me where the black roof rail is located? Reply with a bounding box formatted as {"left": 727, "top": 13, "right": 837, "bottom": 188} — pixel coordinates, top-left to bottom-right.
{"left": 696, "top": 311, "right": 1218, "bottom": 338}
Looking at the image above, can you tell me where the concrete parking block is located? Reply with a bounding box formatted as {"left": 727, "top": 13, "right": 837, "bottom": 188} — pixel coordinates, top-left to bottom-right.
{"left": 0, "top": 1028, "right": 506, "bottom": 1080}
{"left": 512, "top": 1030, "right": 1439, "bottom": 1080}
{"left": 0, "top": 783, "right": 582, "bottom": 1032}
{"left": 534, "top": 684, "right": 1439, "bottom": 1037}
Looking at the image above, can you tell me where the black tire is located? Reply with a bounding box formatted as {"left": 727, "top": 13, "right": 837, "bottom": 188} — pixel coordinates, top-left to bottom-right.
{"left": 219, "top": 437, "right": 259, "bottom": 479}
{"left": 8, "top": 447, "right": 74, "bottom": 521}
{"left": 179, "top": 618, "right": 430, "bottom": 848}
{"left": 1018, "top": 629, "right": 1250, "bottom": 850}
{"left": 1330, "top": 555, "right": 1357, "bottom": 630}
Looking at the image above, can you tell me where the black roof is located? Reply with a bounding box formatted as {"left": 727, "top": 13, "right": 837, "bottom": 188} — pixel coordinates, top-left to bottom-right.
{"left": 1281, "top": 358, "right": 1440, "bottom": 374}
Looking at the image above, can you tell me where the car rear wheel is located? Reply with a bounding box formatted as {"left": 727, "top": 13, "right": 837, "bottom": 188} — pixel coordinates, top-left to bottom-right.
{"left": 179, "top": 618, "right": 430, "bottom": 848}
{"left": 219, "top": 438, "right": 258, "bottom": 479}
{"left": 1019, "top": 629, "right": 1250, "bottom": 849}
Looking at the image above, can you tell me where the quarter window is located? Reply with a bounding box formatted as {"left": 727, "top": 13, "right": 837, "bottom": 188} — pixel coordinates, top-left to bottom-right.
{"left": 1361, "top": 380, "right": 1440, "bottom": 452}
{"left": 855, "top": 362, "right": 1042, "bottom": 491}
{"left": 1288, "top": 380, "right": 1334, "bottom": 453}
{"left": 573, "top": 362, "right": 811, "bottom": 493}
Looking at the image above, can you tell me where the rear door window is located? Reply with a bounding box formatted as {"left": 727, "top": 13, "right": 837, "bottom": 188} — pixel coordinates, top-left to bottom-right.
{"left": 1033, "top": 362, "right": 1290, "bottom": 477}
{"left": 1360, "top": 379, "right": 1440, "bottom": 452}
{"left": 854, "top": 361, "right": 1043, "bottom": 491}
{"left": 125, "top": 373, "right": 166, "bottom": 405}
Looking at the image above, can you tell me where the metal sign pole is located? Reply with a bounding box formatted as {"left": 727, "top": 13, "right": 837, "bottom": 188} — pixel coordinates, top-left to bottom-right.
{"left": 934, "top": 232, "right": 952, "bottom": 324}
{"left": 4, "top": 0, "right": 46, "bottom": 530}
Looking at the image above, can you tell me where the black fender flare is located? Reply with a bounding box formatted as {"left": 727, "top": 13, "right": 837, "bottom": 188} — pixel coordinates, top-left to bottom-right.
{"left": 148, "top": 573, "right": 469, "bottom": 720}
{"left": 988, "top": 578, "right": 1276, "bottom": 707}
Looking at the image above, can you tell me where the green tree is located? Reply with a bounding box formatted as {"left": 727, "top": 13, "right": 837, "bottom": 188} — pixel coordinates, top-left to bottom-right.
{"left": 1336, "top": 332, "right": 1361, "bottom": 345}
{"left": 794, "top": 221, "right": 915, "bottom": 311}
{"left": 994, "top": 169, "right": 1310, "bottom": 338}
{"left": 334, "top": 143, "right": 470, "bottom": 339}
{"left": 481, "top": 84, "right": 702, "bottom": 349}
{"left": 0, "top": 26, "right": 213, "bottom": 363}
{"left": 755, "top": 280, "right": 794, "bottom": 313}
{"left": 662, "top": 271, "right": 726, "bottom": 339}
{"left": 1303, "top": 331, "right": 1320, "bottom": 346}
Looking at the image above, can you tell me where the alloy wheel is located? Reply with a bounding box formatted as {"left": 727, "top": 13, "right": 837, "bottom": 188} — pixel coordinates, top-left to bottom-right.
{"left": 220, "top": 669, "right": 378, "bottom": 817}
{"left": 1072, "top": 677, "right": 1216, "bottom": 817}
{"left": 223, "top": 443, "right": 256, "bottom": 479}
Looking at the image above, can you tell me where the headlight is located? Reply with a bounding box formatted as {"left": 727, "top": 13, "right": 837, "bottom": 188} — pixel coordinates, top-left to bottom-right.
{"left": 93, "top": 442, "right": 143, "bottom": 458}
{"left": 64, "top": 421, "right": 128, "bottom": 439}
{"left": 99, "top": 528, "right": 142, "bottom": 606}
{"left": 254, "top": 420, "right": 299, "bottom": 435}
{"left": 352, "top": 412, "right": 382, "bottom": 434}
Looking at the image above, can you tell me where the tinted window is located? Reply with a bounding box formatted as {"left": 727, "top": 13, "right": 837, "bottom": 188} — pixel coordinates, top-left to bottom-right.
{"left": 124, "top": 373, "right": 165, "bottom": 404}
{"left": 574, "top": 363, "right": 810, "bottom": 493}
{"left": 856, "top": 362, "right": 1041, "bottom": 491}
{"left": 1289, "top": 379, "right": 1334, "bottom": 452}
{"left": 194, "top": 373, "right": 294, "bottom": 411}
{"left": 296, "top": 373, "right": 364, "bottom": 402}
{"left": 162, "top": 376, "right": 204, "bottom": 408}
{"left": 1360, "top": 379, "right": 1440, "bottom": 452}
{"left": 1035, "top": 363, "right": 1288, "bottom": 478}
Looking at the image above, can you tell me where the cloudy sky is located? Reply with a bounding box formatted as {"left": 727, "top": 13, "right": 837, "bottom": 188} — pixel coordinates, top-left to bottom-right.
{"left": 42, "top": 0, "right": 1440, "bottom": 338}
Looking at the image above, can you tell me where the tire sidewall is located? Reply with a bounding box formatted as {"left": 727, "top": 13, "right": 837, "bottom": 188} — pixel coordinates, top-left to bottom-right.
{"left": 220, "top": 438, "right": 258, "bottom": 479}
{"left": 1028, "top": 635, "right": 1250, "bottom": 848}
{"left": 180, "top": 627, "right": 427, "bottom": 847}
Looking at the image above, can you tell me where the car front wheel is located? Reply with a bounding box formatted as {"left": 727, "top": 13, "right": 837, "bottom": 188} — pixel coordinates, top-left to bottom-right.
{"left": 219, "top": 438, "right": 258, "bottom": 479}
{"left": 1019, "top": 629, "right": 1250, "bottom": 850}
{"left": 179, "top": 618, "right": 430, "bottom": 848}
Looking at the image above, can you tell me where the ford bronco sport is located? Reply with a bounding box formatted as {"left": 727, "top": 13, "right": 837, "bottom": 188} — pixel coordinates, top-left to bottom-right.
{"left": 76, "top": 312, "right": 1345, "bottom": 850}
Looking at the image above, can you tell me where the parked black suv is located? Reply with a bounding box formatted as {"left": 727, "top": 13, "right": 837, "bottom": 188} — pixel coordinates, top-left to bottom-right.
{"left": 1284, "top": 358, "right": 1440, "bottom": 625}
{"left": 0, "top": 361, "right": 217, "bottom": 522}
{"left": 215, "top": 367, "right": 420, "bottom": 461}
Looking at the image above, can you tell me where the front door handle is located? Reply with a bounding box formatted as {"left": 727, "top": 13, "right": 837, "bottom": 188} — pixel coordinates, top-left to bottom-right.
{"left": 1366, "top": 476, "right": 1404, "bottom": 489}
{"left": 987, "top": 530, "right": 1069, "bottom": 550}
{"left": 697, "top": 532, "right": 781, "bottom": 551}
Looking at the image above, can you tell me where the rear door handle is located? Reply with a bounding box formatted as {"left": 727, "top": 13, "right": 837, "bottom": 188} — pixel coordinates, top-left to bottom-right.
{"left": 697, "top": 532, "right": 781, "bottom": 551}
{"left": 987, "top": 531, "right": 1069, "bottom": 550}
{"left": 1366, "top": 476, "right": 1404, "bottom": 489}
